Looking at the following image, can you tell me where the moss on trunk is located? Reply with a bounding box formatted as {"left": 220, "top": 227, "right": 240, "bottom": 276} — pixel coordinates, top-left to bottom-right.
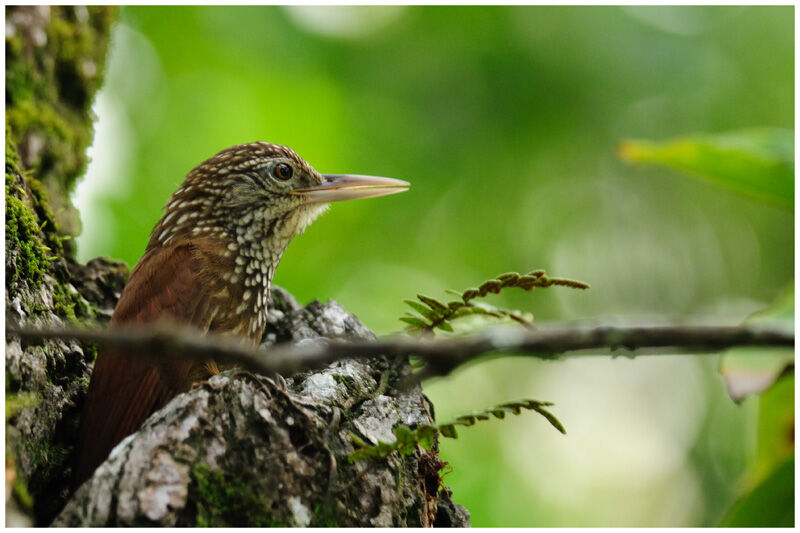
{"left": 6, "top": 6, "right": 116, "bottom": 240}
{"left": 5, "top": 6, "right": 127, "bottom": 526}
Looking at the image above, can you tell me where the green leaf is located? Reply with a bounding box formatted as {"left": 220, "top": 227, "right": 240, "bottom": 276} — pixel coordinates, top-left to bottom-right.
{"left": 719, "top": 283, "right": 794, "bottom": 401}
{"left": 620, "top": 128, "right": 794, "bottom": 209}
{"left": 454, "top": 415, "right": 477, "bottom": 426}
{"left": 394, "top": 425, "right": 417, "bottom": 455}
{"left": 468, "top": 305, "right": 503, "bottom": 319}
{"left": 521, "top": 399, "right": 553, "bottom": 408}
{"left": 397, "top": 269, "right": 589, "bottom": 336}
{"left": 478, "top": 279, "right": 503, "bottom": 294}
{"left": 501, "top": 403, "right": 523, "bottom": 415}
{"left": 417, "top": 294, "right": 448, "bottom": 314}
{"left": 450, "top": 307, "right": 477, "bottom": 319}
{"left": 439, "top": 424, "right": 458, "bottom": 439}
{"left": 374, "top": 441, "right": 396, "bottom": 457}
{"left": 751, "top": 373, "right": 795, "bottom": 487}
{"left": 447, "top": 301, "right": 463, "bottom": 311}
{"left": 347, "top": 448, "right": 376, "bottom": 462}
{"left": 354, "top": 441, "right": 395, "bottom": 462}
{"left": 434, "top": 321, "right": 454, "bottom": 332}
{"left": 415, "top": 425, "right": 437, "bottom": 450}
{"left": 347, "top": 432, "right": 402, "bottom": 462}
{"left": 399, "top": 316, "right": 429, "bottom": 328}
{"left": 404, "top": 299, "right": 439, "bottom": 321}
{"left": 348, "top": 432, "right": 368, "bottom": 448}
{"left": 529, "top": 404, "right": 567, "bottom": 435}
{"left": 720, "top": 456, "right": 794, "bottom": 527}
{"left": 461, "top": 288, "right": 480, "bottom": 301}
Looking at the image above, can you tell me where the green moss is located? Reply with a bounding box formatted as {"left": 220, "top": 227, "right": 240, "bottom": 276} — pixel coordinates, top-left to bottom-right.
{"left": 6, "top": 7, "right": 116, "bottom": 189}
{"left": 5, "top": 177, "right": 51, "bottom": 288}
{"left": 7, "top": 131, "right": 97, "bottom": 322}
{"left": 332, "top": 374, "right": 351, "bottom": 388}
{"left": 4, "top": 35, "right": 39, "bottom": 106}
{"left": 5, "top": 392, "right": 41, "bottom": 421}
{"left": 332, "top": 373, "right": 365, "bottom": 400}
{"left": 51, "top": 282, "right": 96, "bottom": 322}
{"left": 82, "top": 344, "right": 98, "bottom": 365}
{"left": 6, "top": 6, "right": 117, "bottom": 239}
{"left": 5, "top": 8, "right": 118, "bottom": 524}
{"left": 52, "top": 287, "right": 77, "bottom": 321}
{"left": 75, "top": 376, "right": 90, "bottom": 393}
{"left": 27, "top": 165, "right": 64, "bottom": 245}
{"left": 6, "top": 124, "right": 21, "bottom": 168}
{"left": 24, "top": 438, "right": 68, "bottom": 475}
{"left": 312, "top": 502, "right": 339, "bottom": 527}
{"left": 5, "top": 129, "right": 61, "bottom": 290}
{"left": 191, "top": 463, "right": 284, "bottom": 527}
{"left": 190, "top": 464, "right": 341, "bottom": 526}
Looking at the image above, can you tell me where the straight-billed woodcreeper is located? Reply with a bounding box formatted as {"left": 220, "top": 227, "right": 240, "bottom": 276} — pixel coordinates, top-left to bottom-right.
{"left": 75, "top": 142, "right": 408, "bottom": 485}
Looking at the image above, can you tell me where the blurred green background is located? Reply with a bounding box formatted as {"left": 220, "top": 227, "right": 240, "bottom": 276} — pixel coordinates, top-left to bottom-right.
{"left": 72, "top": 6, "right": 793, "bottom": 526}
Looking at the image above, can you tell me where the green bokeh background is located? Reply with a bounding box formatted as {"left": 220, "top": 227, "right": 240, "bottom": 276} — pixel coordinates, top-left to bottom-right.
{"left": 73, "top": 6, "right": 793, "bottom": 526}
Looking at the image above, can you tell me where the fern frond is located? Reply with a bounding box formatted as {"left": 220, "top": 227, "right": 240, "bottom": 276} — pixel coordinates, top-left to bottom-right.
{"left": 437, "top": 399, "right": 566, "bottom": 438}
{"left": 400, "top": 270, "right": 589, "bottom": 334}
{"left": 347, "top": 398, "right": 565, "bottom": 462}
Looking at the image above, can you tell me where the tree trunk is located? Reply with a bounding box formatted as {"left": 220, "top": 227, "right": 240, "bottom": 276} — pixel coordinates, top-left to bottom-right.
{"left": 5, "top": 6, "right": 469, "bottom": 527}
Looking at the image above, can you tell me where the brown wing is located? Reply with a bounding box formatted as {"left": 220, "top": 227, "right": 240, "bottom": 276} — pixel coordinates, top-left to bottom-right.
{"left": 75, "top": 242, "right": 215, "bottom": 485}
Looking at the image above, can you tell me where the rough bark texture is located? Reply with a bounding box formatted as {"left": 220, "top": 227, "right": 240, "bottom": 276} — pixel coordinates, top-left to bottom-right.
{"left": 54, "top": 288, "right": 469, "bottom": 527}
{"left": 5, "top": 6, "right": 123, "bottom": 526}
{"left": 5, "top": 6, "right": 469, "bottom": 527}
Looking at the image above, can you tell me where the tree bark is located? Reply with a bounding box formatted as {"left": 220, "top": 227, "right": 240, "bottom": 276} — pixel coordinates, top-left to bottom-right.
{"left": 5, "top": 6, "right": 469, "bottom": 527}
{"left": 6, "top": 6, "right": 124, "bottom": 526}
{"left": 54, "top": 289, "right": 469, "bottom": 526}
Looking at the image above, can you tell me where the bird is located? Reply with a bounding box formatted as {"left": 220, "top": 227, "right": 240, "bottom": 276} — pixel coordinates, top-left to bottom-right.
{"left": 74, "top": 141, "right": 409, "bottom": 485}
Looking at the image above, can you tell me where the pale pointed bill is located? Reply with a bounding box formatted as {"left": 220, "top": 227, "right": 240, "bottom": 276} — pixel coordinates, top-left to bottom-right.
{"left": 292, "top": 174, "right": 410, "bottom": 203}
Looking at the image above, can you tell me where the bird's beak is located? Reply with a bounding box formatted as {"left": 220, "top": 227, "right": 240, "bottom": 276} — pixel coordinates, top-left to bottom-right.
{"left": 292, "top": 174, "right": 410, "bottom": 204}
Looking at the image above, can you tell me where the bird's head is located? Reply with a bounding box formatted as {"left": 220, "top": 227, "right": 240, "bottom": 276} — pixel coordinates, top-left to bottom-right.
{"left": 149, "top": 142, "right": 409, "bottom": 250}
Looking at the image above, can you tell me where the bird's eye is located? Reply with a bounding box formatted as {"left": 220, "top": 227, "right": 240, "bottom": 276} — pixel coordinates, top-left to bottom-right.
{"left": 273, "top": 163, "right": 293, "bottom": 181}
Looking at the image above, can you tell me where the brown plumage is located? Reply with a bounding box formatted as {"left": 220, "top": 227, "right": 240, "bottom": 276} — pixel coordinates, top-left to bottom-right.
{"left": 75, "top": 142, "right": 408, "bottom": 485}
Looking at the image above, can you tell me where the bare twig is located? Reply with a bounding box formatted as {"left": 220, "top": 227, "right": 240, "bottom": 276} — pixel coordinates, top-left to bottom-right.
{"left": 5, "top": 322, "right": 793, "bottom": 385}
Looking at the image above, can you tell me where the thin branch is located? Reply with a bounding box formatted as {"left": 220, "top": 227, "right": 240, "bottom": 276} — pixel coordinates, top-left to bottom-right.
{"left": 6, "top": 322, "right": 793, "bottom": 385}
